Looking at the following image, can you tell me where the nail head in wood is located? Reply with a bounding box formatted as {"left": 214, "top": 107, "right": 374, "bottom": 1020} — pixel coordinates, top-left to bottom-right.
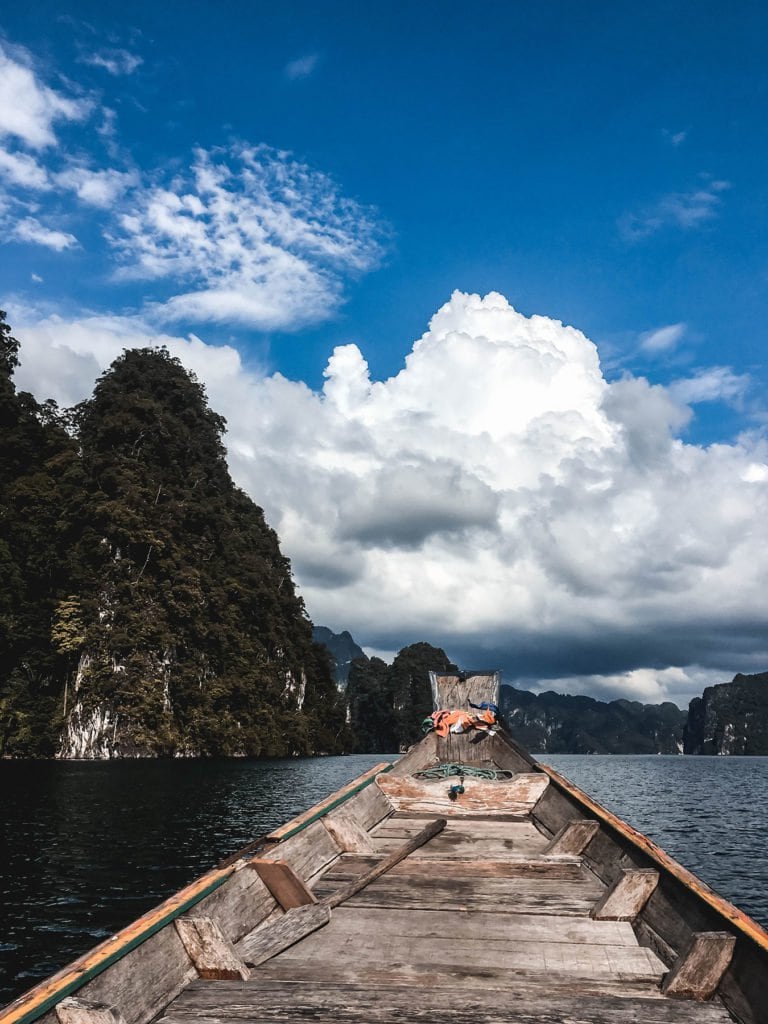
{"left": 56, "top": 999, "right": 127, "bottom": 1024}
{"left": 662, "top": 931, "right": 736, "bottom": 1000}
{"left": 174, "top": 916, "right": 250, "bottom": 980}
{"left": 249, "top": 858, "right": 317, "bottom": 910}
{"left": 545, "top": 819, "right": 600, "bottom": 856}
{"left": 591, "top": 868, "right": 660, "bottom": 921}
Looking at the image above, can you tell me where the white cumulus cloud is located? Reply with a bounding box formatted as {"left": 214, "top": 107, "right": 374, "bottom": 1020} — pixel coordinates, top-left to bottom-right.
{"left": 639, "top": 322, "right": 686, "bottom": 354}
{"left": 0, "top": 42, "right": 90, "bottom": 149}
{"left": 11, "top": 291, "right": 768, "bottom": 705}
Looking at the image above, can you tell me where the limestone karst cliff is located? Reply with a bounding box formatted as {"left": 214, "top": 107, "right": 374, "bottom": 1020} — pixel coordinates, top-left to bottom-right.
{"left": 684, "top": 672, "right": 768, "bottom": 755}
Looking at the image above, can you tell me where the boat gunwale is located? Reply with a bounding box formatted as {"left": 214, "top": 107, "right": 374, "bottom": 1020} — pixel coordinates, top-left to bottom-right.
{"left": 537, "top": 760, "right": 768, "bottom": 954}
{"left": 0, "top": 760, "right": 395, "bottom": 1024}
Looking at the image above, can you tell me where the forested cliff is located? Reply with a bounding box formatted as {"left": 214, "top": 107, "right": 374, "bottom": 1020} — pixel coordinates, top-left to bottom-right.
{"left": 0, "top": 313, "right": 347, "bottom": 758}
{"left": 684, "top": 672, "right": 768, "bottom": 754}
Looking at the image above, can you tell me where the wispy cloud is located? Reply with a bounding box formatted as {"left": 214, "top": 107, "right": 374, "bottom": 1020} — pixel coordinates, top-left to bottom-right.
{"left": 639, "top": 322, "right": 686, "bottom": 354}
{"left": 619, "top": 179, "right": 730, "bottom": 241}
{"left": 0, "top": 42, "right": 91, "bottom": 149}
{"left": 669, "top": 366, "right": 750, "bottom": 405}
{"left": 55, "top": 165, "right": 139, "bottom": 207}
{"left": 662, "top": 128, "right": 688, "bottom": 146}
{"left": 14, "top": 216, "right": 77, "bottom": 250}
{"left": 110, "top": 143, "right": 388, "bottom": 329}
{"left": 284, "top": 54, "right": 320, "bottom": 80}
{"left": 80, "top": 48, "right": 143, "bottom": 76}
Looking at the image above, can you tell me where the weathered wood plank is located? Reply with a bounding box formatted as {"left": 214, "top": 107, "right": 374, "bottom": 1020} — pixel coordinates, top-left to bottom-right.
{"left": 261, "top": 820, "right": 341, "bottom": 880}
{"left": 174, "top": 918, "right": 249, "bottom": 981}
{"left": 591, "top": 869, "right": 659, "bottom": 921}
{"left": 266, "top": 763, "right": 392, "bottom": 841}
{"left": 323, "top": 818, "right": 446, "bottom": 909}
{"left": 311, "top": 877, "right": 602, "bottom": 917}
{"left": 531, "top": 780, "right": 584, "bottom": 837}
{"left": 546, "top": 819, "right": 600, "bottom": 856}
{"left": 189, "top": 864, "right": 277, "bottom": 944}
{"left": 662, "top": 931, "right": 737, "bottom": 1000}
{"left": 248, "top": 860, "right": 316, "bottom": 910}
{"left": 376, "top": 773, "right": 548, "bottom": 816}
{"left": 327, "top": 781, "right": 392, "bottom": 832}
{"left": 390, "top": 810, "right": 529, "bottom": 822}
{"left": 234, "top": 904, "right": 331, "bottom": 967}
{"left": 270, "top": 905, "right": 638, "bottom": 946}
{"left": 321, "top": 856, "right": 584, "bottom": 881}
{"left": 56, "top": 999, "right": 126, "bottom": 1024}
{"left": 160, "top": 980, "right": 734, "bottom": 1024}
{"left": 62, "top": 925, "right": 196, "bottom": 1024}
{"left": 276, "top": 925, "right": 665, "bottom": 979}
{"left": 245, "top": 960, "right": 671, "bottom": 1000}
{"left": 322, "top": 811, "right": 374, "bottom": 853}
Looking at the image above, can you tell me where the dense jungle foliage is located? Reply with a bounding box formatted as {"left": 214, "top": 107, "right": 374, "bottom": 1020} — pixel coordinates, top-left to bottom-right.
{"left": 0, "top": 312, "right": 349, "bottom": 757}
{"left": 344, "top": 642, "right": 456, "bottom": 752}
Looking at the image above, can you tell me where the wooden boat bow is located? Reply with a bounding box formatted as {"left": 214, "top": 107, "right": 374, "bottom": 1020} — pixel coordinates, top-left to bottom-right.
{"left": 2, "top": 670, "right": 766, "bottom": 1024}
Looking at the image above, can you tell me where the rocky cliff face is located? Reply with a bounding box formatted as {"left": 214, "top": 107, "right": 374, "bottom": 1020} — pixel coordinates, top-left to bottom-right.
{"left": 683, "top": 672, "right": 768, "bottom": 754}
{"left": 500, "top": 686, "right": 686, "bottom": 754}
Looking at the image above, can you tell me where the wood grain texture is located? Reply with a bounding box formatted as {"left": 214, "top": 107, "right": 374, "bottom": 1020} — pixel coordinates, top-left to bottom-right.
{"left": 261, "top": 820, "right": 341, "bottom": 880}
{"left": 320, "top": 855, "right": 584, "bottom": 881}
{"left": 546, "top": 819, "right": 600, "bottom": 856}
{"left": 322, "top": 812, "right": 374, "bottom": 853}
{"left": 162, "top": 974, "right": 734, "bottom": 1023}
{"left": 189, "top": 865, "right": 277, "bottom": 944}
{"left": 312, "top": 874, "right": 603, "bottom": 917}
{"left": 323, "top": 818, "right": 446, "bottom": 909}
{"left": 592, "top": 869, "right": 660, "bottom": 921}
{"left": 662, "top": 932, "right": 737, "bottom": 1000}
{"left": 269, "top": 905, "right": 638, "bottom": 947}
{"left": 248, "top": 860, "right": 316, "bottom": 910}
{"left": 56, "top": 1000, "right": 126, "bottom": 1024}
{"left": 327, "top": 782, "right": 392, "bottom": 832}
{"left": 61, "top": 926, "right": 196, "bottom": 1024}
{"left": 376, "top": 772, "right": 548, "bottom": 815}
{"left": 234, "top": 904, "right": 331, "bottom": 967}
{"left": 174, "top": 918, "right": 249, "bottom": 981}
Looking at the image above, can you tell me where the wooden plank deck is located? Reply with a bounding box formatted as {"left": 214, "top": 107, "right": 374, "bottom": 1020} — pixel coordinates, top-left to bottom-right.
{"left": 157, "top": 779, "right": 735, "bottom": 1024}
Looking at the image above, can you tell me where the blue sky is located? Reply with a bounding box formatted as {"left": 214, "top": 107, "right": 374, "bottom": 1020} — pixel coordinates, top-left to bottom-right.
{"left": 2, "top": 2, "right": 767, "bottom": 705}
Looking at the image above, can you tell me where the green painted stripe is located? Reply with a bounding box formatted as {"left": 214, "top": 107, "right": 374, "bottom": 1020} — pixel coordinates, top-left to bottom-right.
{"left": 8, "top": 762, "right": 395, "bottom": 1024}
{"left": 9, "top": 872, "right": 230, "bottom": 1024}
{"left": 274, "top": 762, "right": 395, "bottom": 841}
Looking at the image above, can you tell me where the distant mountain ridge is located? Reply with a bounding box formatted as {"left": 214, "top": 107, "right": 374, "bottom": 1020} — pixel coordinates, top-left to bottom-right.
{"left": 312, "top": 627, "right": 366, "bottom": 686}
{"left": 684, "top": 671, "right": 768, "bottom": 754}
{"left": 500, "top": 685, "right": 686, "bottom": 754}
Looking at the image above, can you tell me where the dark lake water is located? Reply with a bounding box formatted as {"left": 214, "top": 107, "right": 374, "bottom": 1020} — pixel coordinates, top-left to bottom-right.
{"left": 1, "top": 753, "right": 767, "bottom": 1005}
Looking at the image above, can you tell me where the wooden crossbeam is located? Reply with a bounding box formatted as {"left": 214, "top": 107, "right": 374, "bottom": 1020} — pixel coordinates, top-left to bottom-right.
{"left": 249, "top": 859, "right": 317, "bottom": 910}
{"left": 662, "top": 931, "right": 736, "bottom": 1000}
{"left": 322, "top": 811, "right": 375, "bottom": 853}
{"left": 323, "top": 817, "right": 446, "bottom": 909}
{"left": 236, "top": 903, "right": 332, "bottom": 967}
{"left": 591, "top": 869, "right": 660, "bottom": 921}
{"left": 545, "top": 819, "right": 600, "bottom": 856}
{"left": 174, "top": 917, "right": 249, "bottom": 980}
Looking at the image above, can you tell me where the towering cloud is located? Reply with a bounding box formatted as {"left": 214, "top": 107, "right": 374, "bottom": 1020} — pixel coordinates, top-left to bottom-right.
{"left": 13, "top": 291, "right": 768, "bottom": 706}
